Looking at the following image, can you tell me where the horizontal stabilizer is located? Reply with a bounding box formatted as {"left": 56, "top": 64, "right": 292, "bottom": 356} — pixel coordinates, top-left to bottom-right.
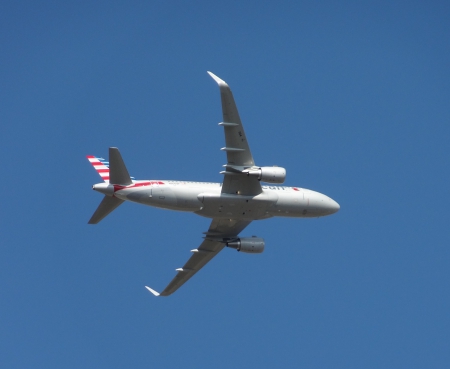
{"left": 109, "top": 147, "right": 132, "bottom": 186}
{"left": 88, "top": 195, "right": 124, "bottom": 224}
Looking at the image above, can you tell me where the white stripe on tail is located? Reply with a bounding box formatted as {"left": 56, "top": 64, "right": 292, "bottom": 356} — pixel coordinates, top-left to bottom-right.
{"left": 87, "top": 156, "right": 110, "bottom": 182}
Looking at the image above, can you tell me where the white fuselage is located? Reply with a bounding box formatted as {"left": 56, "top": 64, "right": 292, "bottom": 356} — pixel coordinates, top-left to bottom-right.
{"left": 95, "top": 180, "right": 340, "bottom": 220}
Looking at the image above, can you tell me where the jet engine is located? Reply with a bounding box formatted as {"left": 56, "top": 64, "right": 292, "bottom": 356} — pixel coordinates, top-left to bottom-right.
{"left": 245, "top": 166, "right": 286, "bottom": 184}
{"left": 226, "top": 237, "right": 265, "bottom": 253}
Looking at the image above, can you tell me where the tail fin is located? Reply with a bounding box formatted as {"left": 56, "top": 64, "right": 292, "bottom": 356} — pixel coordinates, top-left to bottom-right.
{"left": 87, "top": 148, "right": 133, "bottom": 185}
{"left": 87, "top": 147, "right": 133, "bottom": 224}
{"left": 88, "top": 196, "right": 124, "bottom": 224}
{"left": 87, "top": 156, "right": 110, "bottom": 182}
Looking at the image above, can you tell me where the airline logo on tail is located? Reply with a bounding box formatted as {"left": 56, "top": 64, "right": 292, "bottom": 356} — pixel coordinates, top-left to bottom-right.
{"left": 87, "top": 156, "right": 110, "bottom": 182}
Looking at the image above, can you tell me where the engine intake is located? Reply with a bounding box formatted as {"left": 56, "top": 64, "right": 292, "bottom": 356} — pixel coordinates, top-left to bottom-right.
{"left": 246, "top": 166, "right": 286, "bottom": 184}
{"left": 226, "top": 237, "right": 265, "bottom": 253}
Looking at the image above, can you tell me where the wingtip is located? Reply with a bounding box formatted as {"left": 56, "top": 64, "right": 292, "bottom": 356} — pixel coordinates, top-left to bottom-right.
{"left": 145, "top": 286, "right": 160, "bottom": 296}
{"left": 207, "top": 71, "right": 228, "bottom": 87}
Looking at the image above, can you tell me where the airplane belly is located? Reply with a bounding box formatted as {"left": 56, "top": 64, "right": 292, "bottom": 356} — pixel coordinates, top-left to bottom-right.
{"left": 149, "top": 185, "right": 177, "bottom": 209}
{"left": 270, "top": 189, "right": 339, "bottom": 218}
{"left": 123, "top": 186, "right": 178, "bottom": 210}
{"left": 271, "top": 190, "right": 309, "bottom": 217}
{"left": 195, "top": 192, "right": 277, "bottom": 220}
{"left": 172, "top": 187, "right": 203, "bottom": 211}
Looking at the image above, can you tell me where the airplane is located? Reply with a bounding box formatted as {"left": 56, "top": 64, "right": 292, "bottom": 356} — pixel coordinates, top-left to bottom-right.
{"left": 87, "top": 71, "right": 340, "bottom": 297}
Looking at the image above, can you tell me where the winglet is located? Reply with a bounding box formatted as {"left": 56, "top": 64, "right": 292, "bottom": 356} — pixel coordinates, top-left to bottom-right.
{"left": 207, "top": 71, "right": 229, "bottom": 88}
{"left": 145, "top": 286, "right": 160, "bottom": 296}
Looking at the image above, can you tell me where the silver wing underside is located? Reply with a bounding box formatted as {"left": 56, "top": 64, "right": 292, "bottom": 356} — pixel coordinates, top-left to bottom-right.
{"left": 146, "top": 72, "right": 261, "bottom": 296}
{"left": 146, "top": 218, "right": 251, "bottom": 296}
{"left": 207, "top": 72, "right": 262, "bottom": 197}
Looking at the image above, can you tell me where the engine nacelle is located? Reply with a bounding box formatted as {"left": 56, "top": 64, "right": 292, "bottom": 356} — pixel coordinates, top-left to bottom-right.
{"left": 247, "top": 166, "right": 286, "bottom": 184}
{"left": 226, "top": 237, "right": 265, "bottom": 254}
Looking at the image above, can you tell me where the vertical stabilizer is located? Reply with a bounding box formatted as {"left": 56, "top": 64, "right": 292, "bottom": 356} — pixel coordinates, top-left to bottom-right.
{"left": 87, "top": 156, "right": 110, "bottom": 182}
{"left": 87, "top": 147, "right": 132, "bottom": 224}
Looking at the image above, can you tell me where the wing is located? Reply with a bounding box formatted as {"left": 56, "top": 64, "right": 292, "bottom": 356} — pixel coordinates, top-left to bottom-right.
{"left": 208, "top": 72, "right": 262, "bottom": 196}
{"left": 145, "top": 218, "right": 251, "bottom": 296}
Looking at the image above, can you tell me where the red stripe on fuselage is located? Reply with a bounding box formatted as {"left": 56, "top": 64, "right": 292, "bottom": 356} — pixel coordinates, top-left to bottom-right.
{"left": 113, "top": 181, "right": 163, "bottom": 192}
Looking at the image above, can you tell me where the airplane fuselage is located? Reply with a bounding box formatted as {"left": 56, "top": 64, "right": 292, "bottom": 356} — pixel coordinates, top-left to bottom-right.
{"left": 93, "top": 180, "right": 340, "bottom": 220}
{"left": 87, "top": 71, "right": 341, "bottom": 296}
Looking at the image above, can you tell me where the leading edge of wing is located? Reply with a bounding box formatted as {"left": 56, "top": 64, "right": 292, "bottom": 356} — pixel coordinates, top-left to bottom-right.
{"left": 145, "top": 238, "right": 225, "bottom": 297}
{"left": 145, "top": 219, "right": 252, "bottom": 297}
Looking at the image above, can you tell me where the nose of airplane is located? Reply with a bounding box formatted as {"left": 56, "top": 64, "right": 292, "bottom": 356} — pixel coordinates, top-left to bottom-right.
{"left": 307, "top": 191, "right": 340, "bottom": 216}
{"left": 328, "top": 198, "right": 340, "bottom": 214}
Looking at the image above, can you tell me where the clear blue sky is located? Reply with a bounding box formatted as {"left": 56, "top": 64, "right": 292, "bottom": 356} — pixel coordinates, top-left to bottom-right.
{"left": 2, "top": 1, "right": 450, "bottom": 368}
